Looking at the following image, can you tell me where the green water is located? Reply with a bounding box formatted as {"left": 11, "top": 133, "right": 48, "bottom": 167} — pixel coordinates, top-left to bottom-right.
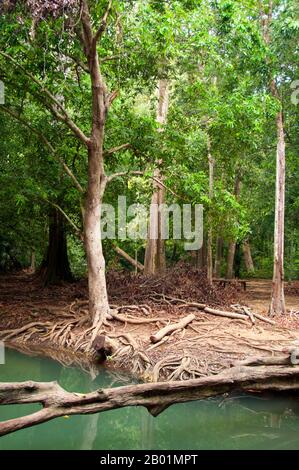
{"left": 1, "top": 349, "right": 299, "bottom": 450}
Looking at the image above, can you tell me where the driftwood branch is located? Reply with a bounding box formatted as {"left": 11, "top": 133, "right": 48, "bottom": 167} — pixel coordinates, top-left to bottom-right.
{"left": 2, "top": 364, "right": 299, "bottom": 437}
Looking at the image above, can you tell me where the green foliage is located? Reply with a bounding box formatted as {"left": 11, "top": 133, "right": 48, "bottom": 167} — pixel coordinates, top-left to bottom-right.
{"left": 0, "top": 0, "right": 297, "bottom": 280}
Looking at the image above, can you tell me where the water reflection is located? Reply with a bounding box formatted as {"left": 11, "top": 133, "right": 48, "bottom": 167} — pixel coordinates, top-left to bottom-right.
{"left": 1, "top": 349, "right": 299, "bottom": 450}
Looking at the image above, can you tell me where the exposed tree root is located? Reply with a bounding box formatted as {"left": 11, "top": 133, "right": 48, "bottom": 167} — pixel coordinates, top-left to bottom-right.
{"left": 232, "top": 355, "right": 295, "bottom": 367}
{"left": 0, "top": 296, "right": 285, "bottom": 383}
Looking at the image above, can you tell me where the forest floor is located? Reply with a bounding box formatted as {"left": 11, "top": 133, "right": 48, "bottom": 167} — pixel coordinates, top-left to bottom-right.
{"left": 1, "top": 267, "right": 299, "bottom": 381}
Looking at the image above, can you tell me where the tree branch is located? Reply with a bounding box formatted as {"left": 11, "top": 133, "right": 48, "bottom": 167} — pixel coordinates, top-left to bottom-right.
{"left": 107, "top": 170, "right": 142, "bottom": 183}
{"left": 81, "top": 0, "right": 94, "bottom": 55}
{"left": 0, "top": 51, "right": 90, "bottom": 146}
{"left": 104, "top": 143, "right": 131, "bottom": 156}
{"left": 64, "top": 52, "right": 89, "bottom": 74}
{"left": 93, "top": 0, "right": 113, "bottom": 45}
{"left": 44, "top": 200, "right": 84, "bottom": 241}
{"left": 45, "top": 100, "right": 90, "bottom": 146}
{"left": 107, "top": 169, "right": 178, "bottom": 197}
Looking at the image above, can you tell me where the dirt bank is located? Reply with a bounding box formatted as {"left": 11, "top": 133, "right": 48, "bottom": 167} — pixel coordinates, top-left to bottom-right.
{"left": 1, "top": 269, "right": 299, "bottom": 381}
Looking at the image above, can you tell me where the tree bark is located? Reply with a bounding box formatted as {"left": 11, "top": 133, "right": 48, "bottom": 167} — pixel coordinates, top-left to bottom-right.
{"left": 39, "top": 209, "right": 73, "bottom": 286}
{"left": 144, "top": 170, "right": 166, "bottom": 275}
{"left": 207, "top": 135, "right": 214, "bottom": 286}
{"left": 213, "top": 237, "right": 223, "bottom": 277}
{"left": 196, "top": 235, "right": 206, "bottom": 269}
{"left": 226, "top": 242, "right": 236, "bottom": 279}
{"left": 269, "top": 108, "right": 286, "bottom": 315}
{"left": 80, "top": 1, "right": 113, "bottom": 326}
{"left": 260, "top": 2, "right": 286, "bottom": 315}
{"left": 144, "top": 79, "right": 169, "bottom": 275}
{"left": 242, "top": 240, "right": 255, "bottom": 273}
{"left": 84, "top": 143, "right": 109, "bottom": 326}
{"left": 226, "top": 172, "right": 241, "bottom": 279}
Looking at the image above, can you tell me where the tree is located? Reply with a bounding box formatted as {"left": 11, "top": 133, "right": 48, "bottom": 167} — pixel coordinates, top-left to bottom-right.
{"left": 0, "top": 1, "right": 120, "bottom": 327}
{"left": 226, "top": 170, "right": 242, "bottom": 279}
{"left": 39, "top": 208, "right": 73, "bottom": 285}
{"left": 261, "top": 0, "right": 286, "bottom": 315}
{"left": 144, "top": 79, "right": 170, "bottom": 275}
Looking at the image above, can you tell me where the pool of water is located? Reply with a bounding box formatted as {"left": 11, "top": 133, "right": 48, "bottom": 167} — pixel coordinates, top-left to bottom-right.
{"left": 1, "top": 348, "right": 299, "bottom": 450}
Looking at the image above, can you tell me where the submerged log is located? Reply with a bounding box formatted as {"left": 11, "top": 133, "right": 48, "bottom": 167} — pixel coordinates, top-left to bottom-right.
{"left": 2, "top": 364, "right": 299, "bottom": 437}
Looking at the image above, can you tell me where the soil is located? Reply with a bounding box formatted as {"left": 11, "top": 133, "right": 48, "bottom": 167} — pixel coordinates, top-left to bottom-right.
{"left": 1, "top": 267, "right": 299, "bottom": 381}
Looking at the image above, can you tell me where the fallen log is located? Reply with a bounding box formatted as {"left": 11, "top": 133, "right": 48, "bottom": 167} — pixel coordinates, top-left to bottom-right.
{"left": 150, "top": 314, "right": 196, "bottom": 344}
{"left": 2, "top": 364, "right": 299, "bottom": 437}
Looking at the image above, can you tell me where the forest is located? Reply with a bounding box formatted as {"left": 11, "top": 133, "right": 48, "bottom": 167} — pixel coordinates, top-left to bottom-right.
{"left": 0, "top": 0, "right": 299, "bottom": 453}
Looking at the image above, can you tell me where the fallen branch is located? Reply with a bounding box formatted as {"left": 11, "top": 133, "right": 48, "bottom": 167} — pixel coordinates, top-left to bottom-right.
{"left": 113, "top": 245, "right": 144, "bottom": 271}
{"left": 251, "top": 312, "right": 276, "bottom": 325}
{"left": 231, "top": 304, "right": 275, "bottom": 325}
{"left": 242, "top": 306, "right": 255, "bottom": 325}
{"left": 150, "top": 314, "right": 195, "bottom": 344}
{"left": 203, "top": 307, "right": 248, "bottom": 320}
{"left": 2, "top": 364, "right": 299, "bottom": 436}
{"left": 177, "top": 299, "right": 275, "bottom": 325}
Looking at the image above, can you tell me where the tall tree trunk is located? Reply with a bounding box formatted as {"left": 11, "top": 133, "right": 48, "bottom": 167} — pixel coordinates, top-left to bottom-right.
{"left": 80, "top": 1, "right": 114, "bottom": 326}
{"left": 242, "top": 240, "right": 255, "bottom": 273}
{"left": 226, "top": 172, "right": 241, "bottom": 279}
{"left": 207, "top": 136, "right": 214, "bottom": 286}
{"left": 260, "top": 2, "right": 286, "bottom": 315}
{"left": 144, "top": 79, "right": 169, "bottom": 275}
{"left": 213, "top": 237, "right": 223, "bottom": 278}
{"left": 226, "top": 242, "right": 236, "bottom": 279}
{"left": 84, "top": 143, "right": 109, "bottom": 326}
{"left": 144, "top": 169, "right": 166, "bottom": 275}
{"left": 269, "top": 108, "right": 286, "bottom": 315}
{"left": 39, "top": 209, "right": 73, "bottom": 286}
{"left": 196, "top": 235, "right": 207, "bottom": 270}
